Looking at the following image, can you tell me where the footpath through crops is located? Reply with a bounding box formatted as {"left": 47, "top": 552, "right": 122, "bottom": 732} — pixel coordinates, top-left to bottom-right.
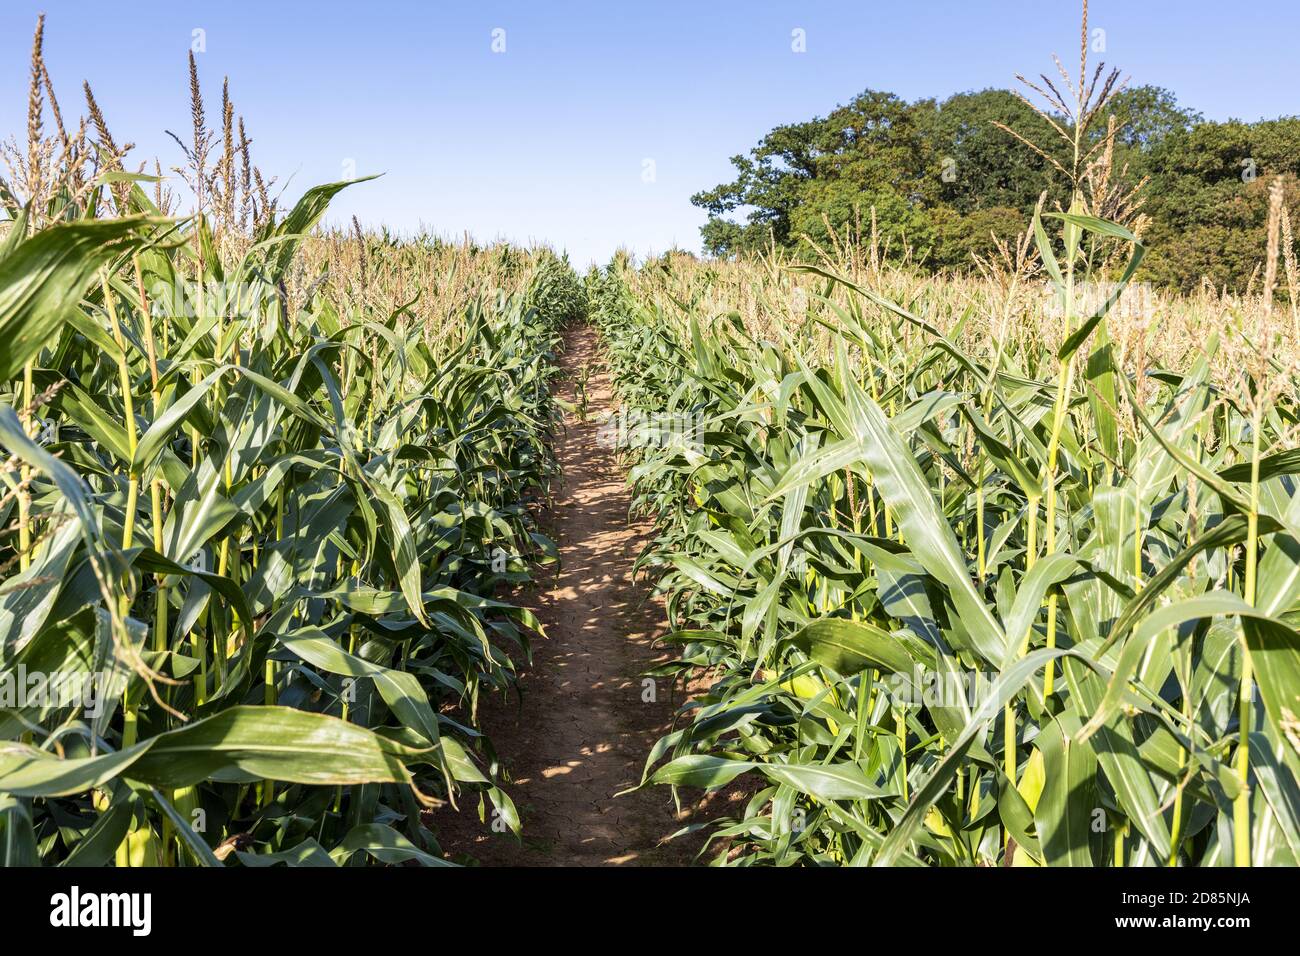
{"left": 4, "top": 12, "right": 1300, "bottom": 868}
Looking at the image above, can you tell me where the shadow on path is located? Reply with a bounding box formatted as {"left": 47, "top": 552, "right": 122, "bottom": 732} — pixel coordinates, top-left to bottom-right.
{"left": 438, "top": 322, "right": 704, "bottom": 866}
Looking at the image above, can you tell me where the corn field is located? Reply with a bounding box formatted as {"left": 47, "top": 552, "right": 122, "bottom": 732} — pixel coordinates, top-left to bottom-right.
{"left": 591, "top": 197, "right": 1300, "bottom": 866}
{"left": 0, "top": 22, "right": 594, "bottom": 866}
{"left": 3, "top": 10, "right": 1299, "bottom": 871}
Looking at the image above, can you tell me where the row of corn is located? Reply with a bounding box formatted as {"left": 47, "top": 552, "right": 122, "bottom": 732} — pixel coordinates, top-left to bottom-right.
{"left": 591, "top": 204, "right": 1300, "bottom": 866}
{"left": 0, "top": 140, "right": 593, "bottom": 863}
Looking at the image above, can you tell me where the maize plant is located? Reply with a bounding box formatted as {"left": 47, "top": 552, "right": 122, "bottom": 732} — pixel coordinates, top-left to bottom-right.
{"left": 593, "top": 195, "right": 1300, "bottom": 866}
{"left": 0, "top": 32, "right": 585, "bottom": 865}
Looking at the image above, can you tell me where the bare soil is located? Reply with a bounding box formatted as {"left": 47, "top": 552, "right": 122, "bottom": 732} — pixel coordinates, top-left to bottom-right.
{"left": 437, "top": 323, "right": 707, "bottom": 866}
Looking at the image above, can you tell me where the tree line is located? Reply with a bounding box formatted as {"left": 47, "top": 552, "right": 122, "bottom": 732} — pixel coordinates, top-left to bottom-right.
{"left": 692, "top": 86, "right": 1299, "bottom": 291}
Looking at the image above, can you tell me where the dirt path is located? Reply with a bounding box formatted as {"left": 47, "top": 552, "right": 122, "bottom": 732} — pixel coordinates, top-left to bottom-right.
{"left": 438, "top": 323, "right": 700, "bottom": 866}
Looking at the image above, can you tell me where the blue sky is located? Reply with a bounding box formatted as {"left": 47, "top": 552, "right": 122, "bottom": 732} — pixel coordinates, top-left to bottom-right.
{"left": 3, "top": 1, "right": 1297, "bottom": 266}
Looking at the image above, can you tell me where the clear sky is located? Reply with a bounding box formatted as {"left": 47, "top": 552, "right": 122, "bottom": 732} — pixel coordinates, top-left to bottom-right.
{"left": 2, "top": 1, "right": 1297, "bottom": 266}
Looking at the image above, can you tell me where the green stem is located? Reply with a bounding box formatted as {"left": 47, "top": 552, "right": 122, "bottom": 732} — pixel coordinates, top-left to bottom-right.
{"left": 1234, "top": 403, "right": 1262, "bottom": 867}
{"left": 17, "top": 361, "right": 34, "bottom": 571}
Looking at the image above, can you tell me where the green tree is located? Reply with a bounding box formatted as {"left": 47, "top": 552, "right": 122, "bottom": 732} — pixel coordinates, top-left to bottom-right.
{"left": 1141, "top": 119, "right": 1300, "bottom": 290}
{"left": 918, "top": 89, "right": 1062, "bottom": 215}
{"left": 692, "top": 81, "right": 1295, "bottom": 290}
